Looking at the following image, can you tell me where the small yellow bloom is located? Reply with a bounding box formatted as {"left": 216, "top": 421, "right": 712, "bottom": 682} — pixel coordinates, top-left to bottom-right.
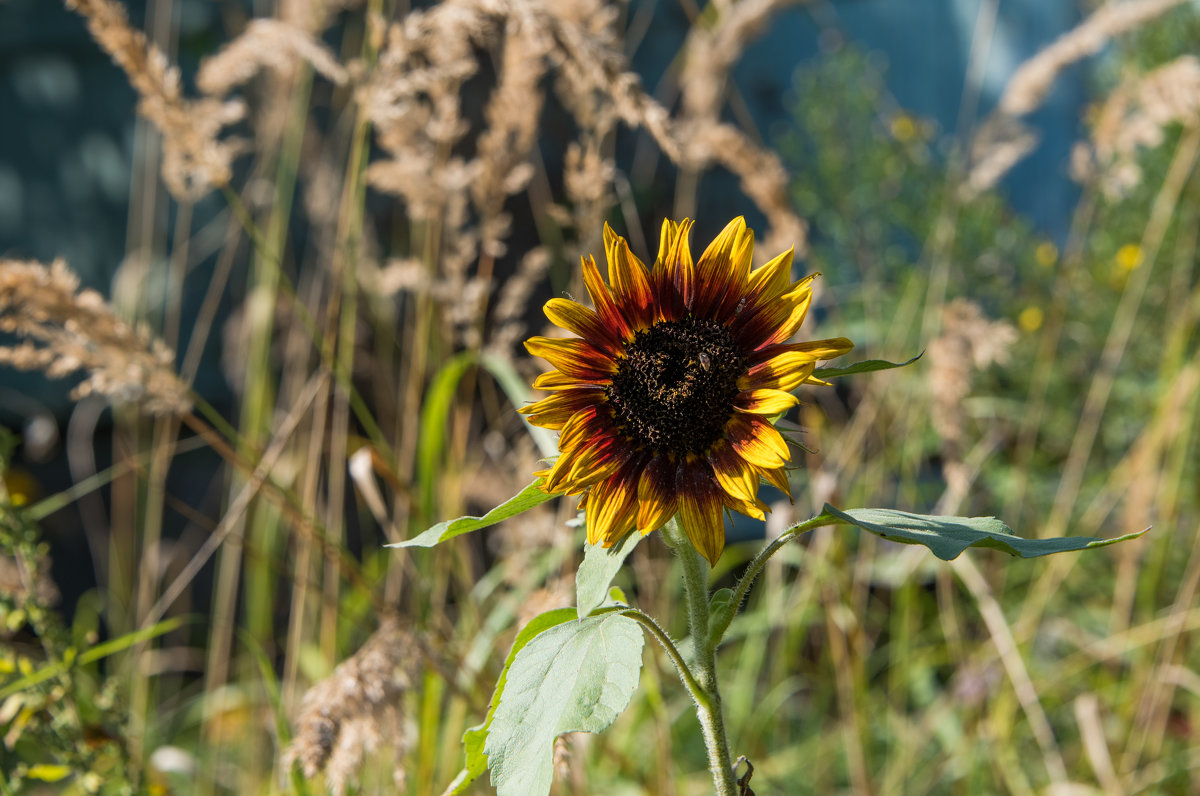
{"left": 1115, "top": 243, "right": 1143, "bottom": 271}
{"left": 1034, "top": 242, "right": 1058, "bottom": 268}
{"left": 2, "top": 467, "right": 37, "bottom": 507}
{"left": 890, "top": 114, "right": 917, "bottom": 143}
{"left": 25, "top": 764, "right": 72, "bottom": 783}
{"left": 1018, "top": 306, "right": 1044, "bottom": 333}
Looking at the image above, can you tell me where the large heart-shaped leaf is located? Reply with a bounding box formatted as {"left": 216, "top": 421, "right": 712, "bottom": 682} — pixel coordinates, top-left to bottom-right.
{"left": 447, "top": 608, "right": 577, "bottom": 794}
{"left": 483, "top": 612, "right": 644, "bottom": 795}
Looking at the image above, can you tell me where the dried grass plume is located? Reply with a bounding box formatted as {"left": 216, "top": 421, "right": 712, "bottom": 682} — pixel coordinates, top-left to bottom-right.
{"left": 1076, "top": 55, "right": 1200, "bottom": 197}
{"left": 0, "top": 258, "right": 191, "bottom": 415}
{"left": 196, "top": 18, "right": 350, "bottom": 96}
{"left": 67, "top": 0, "right": 246, "bottom": 200}
{"left": 283, "top": 619, "right": 417, "bottom": 795}
{"left": 928, "top": 299, "right": 1016, "bottom": 454}
{"left": 966, "top": 0, "right": 1189, "bottom": 197}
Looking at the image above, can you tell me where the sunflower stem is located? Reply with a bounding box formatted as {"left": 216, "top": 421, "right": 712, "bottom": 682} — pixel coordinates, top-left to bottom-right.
{"left": 709, "top": 511, "right": 836, "bottom": 646}
{"left": 663, "top": 516, "right": 738, "bottom": 796}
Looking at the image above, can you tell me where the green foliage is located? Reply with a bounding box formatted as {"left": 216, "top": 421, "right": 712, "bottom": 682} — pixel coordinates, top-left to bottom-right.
{"left": 422, "top": 454, "right": 1136, "bottom": 795}
{"left": 733, "top": 33, "right": 1200, "bottom": 794}
{"left": 813, "top": 354, "right": 923, "bottom": 381}
{"left": 448, "top": 608, "right": 578, "bottom": 794}
{"left": 0, "top": 619, "right": 183, "bottom": 702}
{"left": 0, "top": 445, "right": 144, "bottom": 794}
{"left": 820, "top": 505, "right": 1146, "bottom": 560}
{"left": 482, "top": 612, "right": 644, "bottom": 796}
{"left": 387, "top": 478, "right": 557, "bottom": 548}
{"left": 418, "top": 353, "right": 481, "bottom": 517}
{"left": 706, "top": 588, "right": 736, "bottom": 648}
{"left": 575, "top": 531, "right": 643, "bottom": 619}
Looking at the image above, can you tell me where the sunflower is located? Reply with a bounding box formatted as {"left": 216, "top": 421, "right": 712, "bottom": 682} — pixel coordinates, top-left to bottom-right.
{"left": 521, "top": 218, "right": 854, "bottom": 564}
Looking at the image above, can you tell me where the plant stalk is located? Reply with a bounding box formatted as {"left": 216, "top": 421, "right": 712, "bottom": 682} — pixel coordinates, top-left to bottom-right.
{"left": 662, "top": 517, "right": 738, "bottom": 796}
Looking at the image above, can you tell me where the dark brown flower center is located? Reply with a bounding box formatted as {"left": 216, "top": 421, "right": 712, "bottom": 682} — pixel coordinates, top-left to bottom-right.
{"left": 605, "top": 316, "right": 746, "bottom": 456}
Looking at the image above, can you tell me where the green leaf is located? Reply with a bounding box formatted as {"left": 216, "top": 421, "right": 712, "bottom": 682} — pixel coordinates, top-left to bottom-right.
{"left": 450, "top": 608, "right": 578, "bottom": 795}
{"left": 484, "top": 613, "right": 645, "bottom": 796}
{"left": 388, "top": 479, "right": 557, "bottom": 549}
{"left": 417, "top": 352, "right": 477, "bottom": 515}
{"left": 813, "top": 353, "right": 922, "bottom": 380}
{"left": 241, "top": 629, "right": 310, "bottom": 794}
{"left": 576, "top": 531, "right": 642, "bottom": 619}
{"left": 417, "top": 353, "right": 561, "bottom": 515}
{"left": 823, "top": 504, "right": 1147, "bottom": 561}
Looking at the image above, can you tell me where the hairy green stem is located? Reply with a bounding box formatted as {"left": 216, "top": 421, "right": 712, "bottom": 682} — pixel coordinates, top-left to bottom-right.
{"left": 662, "top": 517, "right": 738, "bottom": 796}
{"left": 618, "top": 608, "right": 705, "bottom": 700}
{"left": 708, "top": 511, "right": 835, "bottom": 645}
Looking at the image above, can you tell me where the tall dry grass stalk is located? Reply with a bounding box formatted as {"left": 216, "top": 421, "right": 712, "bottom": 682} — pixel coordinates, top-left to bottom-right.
{"left": 676, "top": 0, "right": 809, "bottom": 256}
{"left": 358, "top": 0, "right": 808, "bottom": 281}
{"left": 966, "top": 0, "right": 1190, "bottom": 197}
{"left": 195, "top": 19, "right": 349, "bottom": 96}
{"left": 0, "top": 258, "right": 190, "bottom": 415}
{"left": 62, "top": 0, "right": 818, "bottom": 362}
{"left": 66, "top": 0, "right": 246, "bottom": 200}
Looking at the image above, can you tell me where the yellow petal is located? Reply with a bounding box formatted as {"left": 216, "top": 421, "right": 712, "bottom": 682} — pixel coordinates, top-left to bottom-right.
{"left": 759, "top": 464, "right": 793, "bottom": 500}
{"left": 733, "top": 273, "right": 817, "bottom": 349}
{"left": 740, "top": 354, "right": 817, "bottom": 393}
{"left": 636, "top": 455, "right": 678, "bottom": 534}
{"left": 657, "top": 218, "right": 696, "bottom": 311}
{"left": 543, "top": 448, "right": 582, "bottom": 493}
{"left": 543, "top": 298, "right": 617, "bottom": 349}
{"left": 605, "top": 223, "right": 655, "bottom": 327}
{"left": 722, "top": 491, "right": 768, "bottom": 522}
{"left": 746, "top": 248, "right": 795, "bottom": 302}
{"left": 580, "top": 254, "right": 632, "bottom": 342}
{"left": 710, "top": 441, "right": 759, "bottom": 503}
{"left": 520, "top": 391, "right": 597, "bottom": 428}
{"left": 532, "top": 370, "right": 606, "bottom": 390}
{"left": 734, "top": 388, "right": 801, "bottom": 416}
{"left": 557, "top": 405, "right": 601, "bottom": 450}
{"left": 757, "top": 282, "right": 816, "bottom": 346}
{"left": 765, "top": 337, "right": 856, "bottom": 361}
{"left": 727, "top": 415, "right": 790, "bottom": 469}
{"left": 697, "top": 217, "right": 749, "bottom": 271}
{"left": 695, "top": 217, "right": 752, "bottom": 316}
{"left": 677, "top": 461, "right": 726, "bottom": 565}
{"left": 656, "top": 218, "right": 694, "bottom": 273}
{"left": 586, "top": 470, "right": 639, "bottom": 547}
{"left": 525, "top": 337, "right": 617, "bottom": 376}
{"left": 566, "top": 440, "right": 626, "bottom": 488}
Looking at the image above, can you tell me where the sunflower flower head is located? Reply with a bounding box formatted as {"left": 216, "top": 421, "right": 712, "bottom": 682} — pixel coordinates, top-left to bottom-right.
{"left": 521, "top": 218, "right": 854, "bottom": 564}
